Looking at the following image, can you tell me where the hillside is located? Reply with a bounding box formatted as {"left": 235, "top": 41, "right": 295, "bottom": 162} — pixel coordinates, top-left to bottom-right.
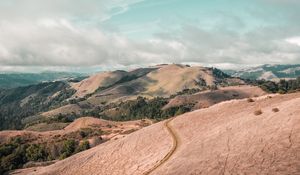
{"left": 71, "top": 68, "right": 157, "bottom": 98}
{"left": 0, "top": 64, "right": 244, "bottom": 131}
{"left": 86, "top": 64, "right": 242, "bottom": 103}
{"left": 47, "top": 64, "right": 243, "bottom": 116}
{"left": 0, "top": 117, "right": 152, "bottom": 173}
{"left": 0, "top": 117, "right": 151, "bottom": 144}
{"left": 163, "top": 85, "right": 266, "bottom": 110}
{"left": 0, "top": 81, "right": 75, "bottom": 130}
{"left": 13, "top": 92, "right": 300, "bottom": 175}
{"left": 225, "top": 64, "right": 300, "bottom": 81}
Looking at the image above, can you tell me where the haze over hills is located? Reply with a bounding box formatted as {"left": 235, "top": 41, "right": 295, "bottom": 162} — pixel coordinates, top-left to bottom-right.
{"left": 0, "top": 72, "right": 86, "bottom": 89}
{"left": 225, "top": 64, "right": 300, "bottom": 81}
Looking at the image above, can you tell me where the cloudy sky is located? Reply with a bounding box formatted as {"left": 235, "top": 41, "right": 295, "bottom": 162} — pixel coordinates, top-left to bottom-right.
{"left": 0, "top": 0, "right": 300, "bottom": 72}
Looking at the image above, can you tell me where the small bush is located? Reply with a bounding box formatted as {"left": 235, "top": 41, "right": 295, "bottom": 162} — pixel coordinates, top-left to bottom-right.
{"left": 247, "top": 98, "right": 255, "bottom": 102}
{"left": 76, "top": 140, "right": 90, "bottom": 153}
{"left": 254, "top": 110, "right": 263, "bottom": 116}
{"left": 60, "top": 139, "right": 76, "bottom": 159}
{"left": 272, "top": 108, "right": 279, "bottom": 112}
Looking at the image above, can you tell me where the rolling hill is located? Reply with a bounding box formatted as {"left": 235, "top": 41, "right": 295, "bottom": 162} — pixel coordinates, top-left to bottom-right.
{"left": 65, "top": 64, "right": 244, "bottom": 117}
{"left": 85, "top": 64, "right": 242, "bottom": 103}
{"left": 163, "top": 85, "right": 266, "bottom": 110}
{"left": 13, "top": 92, "right": 300, "bottom": 175}
{"left": 2, "top": 64, "right": 300, "bottom": 174}
{"left": 0, "top": 64, "right": 244, "bottom": 131}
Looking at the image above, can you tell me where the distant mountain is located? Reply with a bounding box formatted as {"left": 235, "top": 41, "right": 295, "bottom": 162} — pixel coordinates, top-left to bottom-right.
{"left": 0, "top": 72, "right": 87, "bottom": 89}
{"left": 224, "top": 64, "right": 300, "bottom": 81}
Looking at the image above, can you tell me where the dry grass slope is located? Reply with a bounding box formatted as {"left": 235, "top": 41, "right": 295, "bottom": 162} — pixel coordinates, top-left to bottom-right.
{"left": 164, "top": 85, "right": 266, "bottom": 110}
{"left": 13, "top": 92, "right": 300, "bottom": 175}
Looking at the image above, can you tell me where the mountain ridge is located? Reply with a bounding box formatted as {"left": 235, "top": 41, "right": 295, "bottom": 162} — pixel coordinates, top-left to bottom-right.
{"left": 225, "top": 64, "right": 300, "bottom": 81}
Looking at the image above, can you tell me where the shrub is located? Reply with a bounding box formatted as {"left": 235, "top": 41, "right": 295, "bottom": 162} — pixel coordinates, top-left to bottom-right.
{"left": 247, "top": 98, "right": 255, "bottom": 102}
{"left": 25, "top": 144, "right": 48, "bottom": 162}
{"left": 76, "top": 140, "right": 90, "bottom": 153}
{"left": 0, "top": 144, "right": 27, "bottom": 173}
{"left": 254, "top": 110, "right": 263, "bottom": 116}
{"left": 278, "top": 89, "right": 286, "bottom": 94}
{"left": 60, "top": 139, "right": 76, "bottom": 159}
{"left": 272, "top": 108, "right": 279, "bottom": 112}
{"left": 79, "top": 128, "right": 94, "bottom": 138}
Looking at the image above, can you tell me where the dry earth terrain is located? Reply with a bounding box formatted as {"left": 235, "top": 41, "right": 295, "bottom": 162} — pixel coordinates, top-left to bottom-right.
{"left": 12, "top": 92, "right": 300, "bottom": 175}
{"left": 163, "top": 85, "right": 266, "bottom": 110}
{"left": 72, "top": 64, "right": 243, "bottom": 105}
{"left": 0, "top": 117, "right": 152, "bottom": 147}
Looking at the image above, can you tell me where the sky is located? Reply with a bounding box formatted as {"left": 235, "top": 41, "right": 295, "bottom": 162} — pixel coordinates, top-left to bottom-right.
{"left": 0, "top": 0, "right": 300, "bottom": 72}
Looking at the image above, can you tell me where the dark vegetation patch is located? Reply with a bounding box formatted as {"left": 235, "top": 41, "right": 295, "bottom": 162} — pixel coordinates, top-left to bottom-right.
{"left": 36, "top": 95, "right": 194, "bottom": 124}
{"left": 91, "top": 96, "right": 193, "bottom": 122}
{"left": 246, "top": 77, "right": 300, "bottom": 94}
{"left": 0, "top": 135, "right": 95, "bottom": 174}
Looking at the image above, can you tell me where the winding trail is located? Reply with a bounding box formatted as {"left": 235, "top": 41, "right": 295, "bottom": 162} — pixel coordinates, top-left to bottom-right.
{"left": 143, "top": 118, "right": 179, "bottom": 175}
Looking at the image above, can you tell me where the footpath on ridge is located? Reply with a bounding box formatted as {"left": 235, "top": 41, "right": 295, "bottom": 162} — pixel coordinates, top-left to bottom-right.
{"left": 143, "top": 117, "right": 180, "bottom": 175}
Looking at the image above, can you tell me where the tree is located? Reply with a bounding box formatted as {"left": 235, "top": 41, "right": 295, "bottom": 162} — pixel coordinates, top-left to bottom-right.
{"left": 60, "top": 139, "right": 76, "bottom": 159}
{"left": 25, "top": 144, "right": 48, "bottom": 161}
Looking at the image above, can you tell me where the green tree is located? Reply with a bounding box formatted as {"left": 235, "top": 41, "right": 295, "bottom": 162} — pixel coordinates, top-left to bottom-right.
{"left": 60, "top": 139, "right": 76, "bottom": 159}
{"left": 25, "top": 144, "right": 48, "bottom": 161}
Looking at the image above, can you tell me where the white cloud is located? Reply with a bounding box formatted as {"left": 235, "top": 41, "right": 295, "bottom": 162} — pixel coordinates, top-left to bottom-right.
{"left": 0, "top": 0, "right": 300, "bottom": 72}
{"left": 286, "top": 37, "right": 300, "bottom": 46}
{"left": 0, "top": 18, "right": 300, "bottom": 70}
{"left": 0, "top": 18, "right": 184, "bottom": 67}
{"left": 0, "top": 0, "right": 144, "bottom": 22}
